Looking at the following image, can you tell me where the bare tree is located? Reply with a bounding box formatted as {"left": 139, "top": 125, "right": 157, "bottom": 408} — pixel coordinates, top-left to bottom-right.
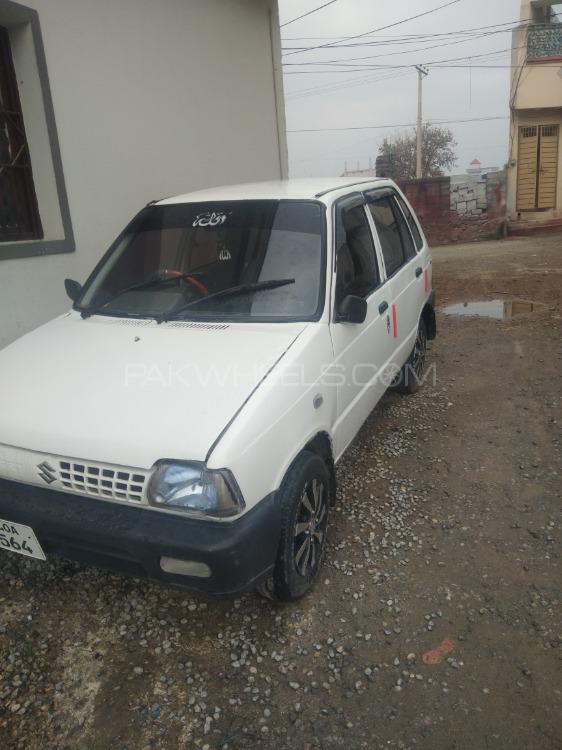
{"left": 378, "top": 125, "right": 457, "bottom": 180}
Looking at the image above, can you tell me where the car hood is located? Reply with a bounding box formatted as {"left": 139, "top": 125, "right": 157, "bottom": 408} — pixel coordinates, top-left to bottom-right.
{"left": 0, "top": 313, "right": 306, "bottom": 468}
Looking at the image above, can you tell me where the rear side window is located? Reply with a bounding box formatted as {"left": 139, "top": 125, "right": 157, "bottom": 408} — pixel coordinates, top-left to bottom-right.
{"left": 334, "top": 197, "right": 379, "bottom": 304}
{"left": 396, "top": 195, "right": 424, "bottom": 251}
{"left": 366, "top": 193, "right": 415, "bottom": 276}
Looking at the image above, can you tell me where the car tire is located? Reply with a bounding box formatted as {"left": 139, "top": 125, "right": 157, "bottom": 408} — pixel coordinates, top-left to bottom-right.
{"left": 392, "top": 317, "right": 427, "bottom": 395}
{"left": 257, "top": 451, "right": 330, "bottom": 602}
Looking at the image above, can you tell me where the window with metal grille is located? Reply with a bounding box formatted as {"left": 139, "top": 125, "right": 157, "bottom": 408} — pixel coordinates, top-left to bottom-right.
{"left": 0, "top": 25, "right": 42, "bottom": 242}
{"left": 542, "top": 125, "right": 559, "bottom": 138}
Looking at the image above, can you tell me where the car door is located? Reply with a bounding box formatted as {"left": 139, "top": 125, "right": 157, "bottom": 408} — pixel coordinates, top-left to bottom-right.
{"left": 364, "top": 188, "right": 421, "bottom": 369}
{"left": 329, "top": 193, "right": 396, "bottom": 460}
{"left": 394, "top": 188, "right": 432, "bottom": 317}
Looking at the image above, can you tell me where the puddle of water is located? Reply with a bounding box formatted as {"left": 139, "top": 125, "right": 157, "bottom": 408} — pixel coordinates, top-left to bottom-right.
{"left": 442, "top": 299, "right": 546, "bottom": 320}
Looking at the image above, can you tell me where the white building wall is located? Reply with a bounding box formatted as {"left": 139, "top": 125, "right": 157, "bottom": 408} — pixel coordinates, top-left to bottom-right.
{"left": 0, "top": 0, "right": 287, "bottom": 349}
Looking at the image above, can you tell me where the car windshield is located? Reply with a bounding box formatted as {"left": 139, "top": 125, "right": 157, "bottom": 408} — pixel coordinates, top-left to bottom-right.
{"left": 78, "top": 200, "right": 325, "bottom": 322}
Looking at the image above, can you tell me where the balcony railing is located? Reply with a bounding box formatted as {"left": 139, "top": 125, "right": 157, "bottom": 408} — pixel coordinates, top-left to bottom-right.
{"left": 527, "top": 24, "right": 562, "bottom": 60}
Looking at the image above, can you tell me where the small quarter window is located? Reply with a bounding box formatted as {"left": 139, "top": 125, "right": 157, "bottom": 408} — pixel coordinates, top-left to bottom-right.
{"left": 396, "top": 195, "right": 423, "bottom": 251}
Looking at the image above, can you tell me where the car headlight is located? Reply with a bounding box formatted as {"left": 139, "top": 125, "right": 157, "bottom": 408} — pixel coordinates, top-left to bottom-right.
{"left": 148, "top": 462, "right": 244, "bottom": 517}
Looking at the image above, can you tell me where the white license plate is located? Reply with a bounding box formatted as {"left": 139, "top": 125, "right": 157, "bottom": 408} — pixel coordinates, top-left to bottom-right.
{"left": 0, "top": 518, "right": 46, "bottom": 561}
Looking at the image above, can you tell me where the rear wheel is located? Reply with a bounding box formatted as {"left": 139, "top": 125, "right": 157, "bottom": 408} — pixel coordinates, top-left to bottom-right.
{"left": 392, "top": 317, "right": 427, "bottom": 395}
{"left": 257, "top": 452, "right": 330, "bottom": 602}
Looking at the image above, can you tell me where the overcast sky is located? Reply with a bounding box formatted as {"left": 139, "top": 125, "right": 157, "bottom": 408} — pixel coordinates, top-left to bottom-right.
{"left": 278, "top": 0, "right": 523, "bottom": 177}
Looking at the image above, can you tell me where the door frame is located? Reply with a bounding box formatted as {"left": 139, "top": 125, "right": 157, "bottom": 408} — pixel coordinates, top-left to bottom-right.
{"left": 328, "top": 191, "right": 391, "bottom": 459}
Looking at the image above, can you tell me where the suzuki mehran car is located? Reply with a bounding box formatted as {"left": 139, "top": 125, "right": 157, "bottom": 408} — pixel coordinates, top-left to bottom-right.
{"left": 0, "top": 178, "right": 435, "bottom": 600}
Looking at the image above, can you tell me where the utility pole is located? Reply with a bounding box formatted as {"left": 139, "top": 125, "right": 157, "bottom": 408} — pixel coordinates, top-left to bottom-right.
{"left": 415, "top": 65, "right": 429, "bottom": 179}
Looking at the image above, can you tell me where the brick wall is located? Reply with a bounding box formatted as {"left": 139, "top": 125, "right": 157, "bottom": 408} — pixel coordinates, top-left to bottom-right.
{"left": 397, "top": 171, "right": 506, "bottom": 246}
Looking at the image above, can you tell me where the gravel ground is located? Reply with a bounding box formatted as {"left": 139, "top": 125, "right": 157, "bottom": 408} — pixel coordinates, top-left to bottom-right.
{"left": 1, "top": 234, "right": 561, "bottom": 750}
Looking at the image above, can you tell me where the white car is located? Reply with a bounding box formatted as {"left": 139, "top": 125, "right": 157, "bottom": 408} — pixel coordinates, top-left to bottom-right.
{"left": 0, "top": 178, "right": 435, "bottom": 600}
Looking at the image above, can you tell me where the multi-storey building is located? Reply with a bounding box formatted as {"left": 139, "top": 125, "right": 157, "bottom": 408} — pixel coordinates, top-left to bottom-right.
{"left": 508, "top": 0, "right": 562, "bottom": 228}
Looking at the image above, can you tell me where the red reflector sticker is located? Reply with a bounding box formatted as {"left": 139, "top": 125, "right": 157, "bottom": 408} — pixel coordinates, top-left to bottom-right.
{"left": 392, "top": 304, "right": 398, "bottom": 338}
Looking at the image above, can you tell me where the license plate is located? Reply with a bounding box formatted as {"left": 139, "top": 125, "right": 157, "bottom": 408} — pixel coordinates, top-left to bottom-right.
{"left": 0, "top": 518, "right": 46, "bottom": 561}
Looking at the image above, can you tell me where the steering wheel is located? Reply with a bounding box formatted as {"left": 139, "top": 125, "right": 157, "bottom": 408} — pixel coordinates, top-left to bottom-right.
{"left": 159, "top": 269, "right": 209, "bottom": 295}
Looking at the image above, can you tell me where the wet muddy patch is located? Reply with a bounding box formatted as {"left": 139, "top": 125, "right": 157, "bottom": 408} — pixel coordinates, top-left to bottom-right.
{"left": 442, "top": 299, "right": 546, "bottom": 320}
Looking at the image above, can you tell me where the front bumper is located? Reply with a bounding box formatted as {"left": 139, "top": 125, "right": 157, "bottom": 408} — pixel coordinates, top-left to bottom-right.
{"left": 0, "top": 479, "right": 281, "bottom": 597}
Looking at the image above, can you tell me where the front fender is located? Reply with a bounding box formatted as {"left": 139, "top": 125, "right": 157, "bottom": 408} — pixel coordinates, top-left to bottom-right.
{"left": 206, "top": 324, "right": 336, "bottom": 513}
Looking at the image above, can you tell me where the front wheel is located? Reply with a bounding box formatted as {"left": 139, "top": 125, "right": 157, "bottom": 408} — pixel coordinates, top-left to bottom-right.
{"left": 257, "top": 452, "right": 330, "bottom": 602}
{"left": 392, "top": 317, "right": 427, "bottom": 395}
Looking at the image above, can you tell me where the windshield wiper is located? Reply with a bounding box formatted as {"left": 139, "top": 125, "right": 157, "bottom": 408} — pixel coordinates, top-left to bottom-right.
{"left": 79, "top": 275, "right": 193, "bottom": 319}
{"left": 160, "top": 278, "right": 296, "bottom": 322}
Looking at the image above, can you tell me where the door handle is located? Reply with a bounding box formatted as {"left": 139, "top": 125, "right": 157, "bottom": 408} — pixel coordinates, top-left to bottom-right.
{"left": 415, "top": 266, "right": 423, "bottom": 278}
{"left": 378, "top": 301, "right": 389, "bottom": 314}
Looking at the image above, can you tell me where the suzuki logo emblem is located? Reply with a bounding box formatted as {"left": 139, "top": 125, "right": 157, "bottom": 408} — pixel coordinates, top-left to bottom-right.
{"left": 37, "top": 461, "right": 57, "bottom": 485}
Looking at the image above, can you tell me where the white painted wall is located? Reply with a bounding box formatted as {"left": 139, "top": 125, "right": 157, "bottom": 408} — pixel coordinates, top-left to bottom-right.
{"left": 0, "top": 0, "right": 287, "bottom": 349}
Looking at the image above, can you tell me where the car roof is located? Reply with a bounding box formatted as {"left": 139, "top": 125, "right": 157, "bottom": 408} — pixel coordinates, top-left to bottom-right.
{"left": 157, "top": 177, "right": 391, "bottom": 205}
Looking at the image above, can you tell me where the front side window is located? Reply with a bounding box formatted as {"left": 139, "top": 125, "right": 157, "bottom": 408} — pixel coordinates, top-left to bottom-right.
{"left": 366, "top": 192, "right": 415, "bottom": 276}
{"left": 0, "top": 26, "right": 42, "bottom": 242}
{"left": 334, "top": 198, "right": 379, "bottom": 305}
{"left": 78, "top": 200, "right": 324, "bottom": 322}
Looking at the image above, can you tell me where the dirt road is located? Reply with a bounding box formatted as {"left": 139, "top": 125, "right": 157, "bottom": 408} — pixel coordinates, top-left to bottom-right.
{"left": 1, "top": 234, "right": 560, "bottom": 750}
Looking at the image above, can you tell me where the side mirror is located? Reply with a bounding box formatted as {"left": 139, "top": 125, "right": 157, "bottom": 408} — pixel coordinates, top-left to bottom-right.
{"left": 64, "top": 278, "right": 82, "bottom": 302}
{"left": 337, "top": 295, "right": 367, "bottom": 324}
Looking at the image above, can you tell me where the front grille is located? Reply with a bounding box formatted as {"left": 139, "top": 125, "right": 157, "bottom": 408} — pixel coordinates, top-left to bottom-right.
{"left": 58, "top": 460, "right": 149, "bottom": 503}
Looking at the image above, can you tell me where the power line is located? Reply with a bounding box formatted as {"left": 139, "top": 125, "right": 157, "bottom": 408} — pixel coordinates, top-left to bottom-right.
{"left": 283, "top": 52, "right": 513, "bottom": 102}
{"left": 435, "top": 63, "right": 561, "bottom": 67}
{"left": 283, "top": 40, "right": 517, "bottom": 102}
{"left": 307, "top": 31, "right": 510, "bottom": 64}
{"left": 283, "top": 28, "right": 524, "bottom": 65}
{"left": 282, "top": 0, "right": 462, "bottom": 57}
{"left": 284, "top": 33, "right": 479, "bottom": 41}
{"left": 283, "top": 46, "right": 515, "bottom": 68}
{"left": 281, "top": 0, "right": 341, "bottom": 29}
{"left": 283, "top": 31, "right": 500, "bottom": 42}
{"left": 284, "top": 29, "right": 499, "bottom": 49}
{"left": 286, "top": 69, "right": 413, "bottom": 101}
{"left": 281, "top": 14, "right": 561, "bottom": 49}
{"left": 284, "top": 63, "right": 561, "bottom": 73}
{"left": 288, "top": 115, "right": 509, "bottom": 133}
